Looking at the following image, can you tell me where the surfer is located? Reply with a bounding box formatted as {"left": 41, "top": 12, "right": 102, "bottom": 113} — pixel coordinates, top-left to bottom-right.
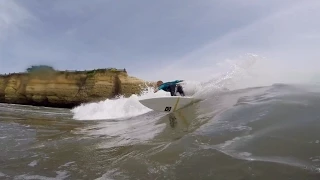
{"left": 154, "top": 80, "right": 185, "bottom": 96}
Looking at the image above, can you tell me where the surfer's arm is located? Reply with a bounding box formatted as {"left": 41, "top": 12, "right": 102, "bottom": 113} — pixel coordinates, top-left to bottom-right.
{"left": 171, "top": 80, "right": 184, "bottom": 84}
{"left": 154, "top": 83, "right": 167, "bottom": 93}
{"left": 154, "top": 84, "right": 164, "bottom": 93}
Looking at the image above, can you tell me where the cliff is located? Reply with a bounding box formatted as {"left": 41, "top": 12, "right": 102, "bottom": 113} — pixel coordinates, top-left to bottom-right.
{"left": 0, "top": 68, "right": 150, "bottom": 108}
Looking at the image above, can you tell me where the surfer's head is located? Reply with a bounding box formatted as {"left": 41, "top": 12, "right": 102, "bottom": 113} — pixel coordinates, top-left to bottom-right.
{"left": 156, "top": 81, "right": 163, "bottom": 87}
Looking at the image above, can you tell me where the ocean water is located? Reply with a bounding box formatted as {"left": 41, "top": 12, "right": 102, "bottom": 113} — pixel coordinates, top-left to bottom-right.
{"left": 1, "top": 59, "right": 320, "bottom": 179}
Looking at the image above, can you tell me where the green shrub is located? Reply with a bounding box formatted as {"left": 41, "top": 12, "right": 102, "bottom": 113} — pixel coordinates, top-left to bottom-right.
{"left": 26, "top": 65, "right": 55, "bottom": 73}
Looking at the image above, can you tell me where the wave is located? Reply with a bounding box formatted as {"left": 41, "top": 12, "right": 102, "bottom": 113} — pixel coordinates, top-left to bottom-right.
{"left": 71, "top": 53, "right": 260, "bottom": 120}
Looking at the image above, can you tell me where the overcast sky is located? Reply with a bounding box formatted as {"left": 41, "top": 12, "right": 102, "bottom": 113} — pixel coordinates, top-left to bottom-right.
{"left": 1, "top": 0, "right": 320, "bottom": 82}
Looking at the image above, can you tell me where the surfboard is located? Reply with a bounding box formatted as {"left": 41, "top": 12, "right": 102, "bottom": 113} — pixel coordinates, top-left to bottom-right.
{"left": 138, "top": 96, "right": 201, "bottom": 113}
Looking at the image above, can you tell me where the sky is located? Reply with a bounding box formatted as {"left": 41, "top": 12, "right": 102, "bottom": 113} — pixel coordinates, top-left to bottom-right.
{"left": 1, "top": 0, "right": 320, "bottom": 83}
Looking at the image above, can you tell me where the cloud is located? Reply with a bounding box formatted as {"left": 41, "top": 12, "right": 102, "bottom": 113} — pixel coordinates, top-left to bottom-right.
{"left": 1, "top": 0, "right": 319, "bottom": 88}
{"left": 0, "top": 0, "right": 36, "bottom": 72}
{"left": 0, "top": 1, "right": 32, "bottom": 40}
{"left": 138, "top": 0, "right": 320, "bottom": 84}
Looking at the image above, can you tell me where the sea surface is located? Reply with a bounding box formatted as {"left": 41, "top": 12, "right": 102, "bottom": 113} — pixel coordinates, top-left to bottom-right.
{"left": 1, "top": 83, "right": 320, "bottom": 180}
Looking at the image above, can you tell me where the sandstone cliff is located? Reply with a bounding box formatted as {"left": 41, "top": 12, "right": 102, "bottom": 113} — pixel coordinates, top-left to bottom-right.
{"left": 0, "top": 69, "right": 150, "bottom": 108}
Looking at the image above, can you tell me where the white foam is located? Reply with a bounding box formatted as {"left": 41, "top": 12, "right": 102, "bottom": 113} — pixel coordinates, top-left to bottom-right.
{"left": 95, "top": 169, "right": 127, "bottom": 180}
{"left": 71, "top": 86, "right": 165, "bottom": 120}
{"left": 14, "top": 170, "right": 69, "bottom": 180}
{"left": 0, "top": 172, "right": 6, "bottom": 177}
{"left": 28, "top": 160, "right": 38, "bottom": 167}
{"left": 58, "top": 161, "right": 75, "bottom": 168}
{"left": 71, "top": 95, "right": 149, "bottom": 120}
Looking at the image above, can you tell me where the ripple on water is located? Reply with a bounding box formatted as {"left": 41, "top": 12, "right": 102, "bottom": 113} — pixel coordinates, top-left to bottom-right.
{"left": 13, "top": 171, "right": 70, "bottom": 180}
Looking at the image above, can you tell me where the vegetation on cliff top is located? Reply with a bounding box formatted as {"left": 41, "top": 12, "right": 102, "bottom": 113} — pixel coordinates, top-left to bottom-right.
{"left": 26, "top": 65, "right": 55, "bottom": 73}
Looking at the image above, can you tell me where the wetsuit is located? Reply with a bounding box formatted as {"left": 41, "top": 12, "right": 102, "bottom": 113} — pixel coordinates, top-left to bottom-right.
{"left": 158, "top": 80, "right": 185, "bottom": 96}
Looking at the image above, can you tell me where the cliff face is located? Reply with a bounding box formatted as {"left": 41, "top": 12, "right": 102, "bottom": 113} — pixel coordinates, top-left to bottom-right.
{"left": 0, "top": 69, "right": 149, "bottom": 108}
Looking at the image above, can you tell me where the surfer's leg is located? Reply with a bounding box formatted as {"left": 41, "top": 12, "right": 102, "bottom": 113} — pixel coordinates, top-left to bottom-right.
{"left": 177, "top": 85, "right": 185, "bottom": 96}
{"left": 168, "top": 84, "right": 177, "bottom": 96}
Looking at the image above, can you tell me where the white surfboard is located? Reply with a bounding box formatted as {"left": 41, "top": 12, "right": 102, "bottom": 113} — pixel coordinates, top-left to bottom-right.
{"left": 138, "top": 96, "right": 201, "bottom": 112}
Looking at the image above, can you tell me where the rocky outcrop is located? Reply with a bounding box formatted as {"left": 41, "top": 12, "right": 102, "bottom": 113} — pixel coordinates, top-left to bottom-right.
{"left": 0, "top": 69, "right": 151, "bottom": 108}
